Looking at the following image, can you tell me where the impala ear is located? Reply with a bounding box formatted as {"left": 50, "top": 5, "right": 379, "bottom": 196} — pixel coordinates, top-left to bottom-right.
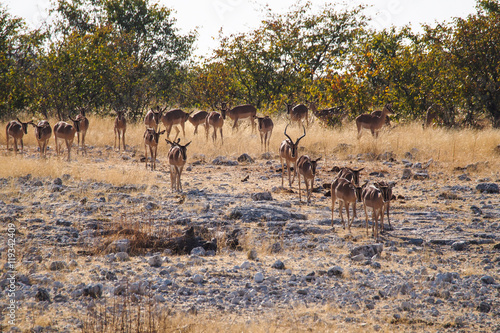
{"left": 165, "top": 139, "right": 172, "bottom": 145}
{"left": 159, "top": 130, "right": 165, "bottom": 135}
{"left": 185, "top": 141, "right": 192, "bottom": 147}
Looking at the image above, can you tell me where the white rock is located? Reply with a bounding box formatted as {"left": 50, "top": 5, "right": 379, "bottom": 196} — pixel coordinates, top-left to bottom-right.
{"left": 254, "top": 272, "right": 264, "bottom": 283}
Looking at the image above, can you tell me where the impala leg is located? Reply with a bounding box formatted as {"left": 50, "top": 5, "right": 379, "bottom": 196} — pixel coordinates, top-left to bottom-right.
{"left": 122, "top": 129, "right": 126, "bottom": 151}
{"left": 174, "top": 127, "right": 180, "bottom": 141}
{"left": 280, "top": 157, "right": 284, "bottom": 188}
{"left": 14, "top": 139, "right": 18, "bottom": 155}
{"left": 339, "top": 201, "right": 345, "bottom": 229}
{"left": 178, "top": 165, "right": 184, "bottom": 192}
{"left": 169, "top": 165, "right": 175, "bottom": 192}
{"left": 298, "top": 172, "right": 302, "bottom": 202}
{"left": 144, "top": 144, "right": 148, "bottom": 169}
{"left": 290, "top": 162, "right": 296, "bottom": 186}
{"left": 380, "top": 207, "right": 385, "bottom": 234}
{"left": 82, "top": 133, "right": 87, "bottom": 155}
{"left": 331, "top": 192, "right": 336, "bottom": 227}
{"left": 181, "top": 123, "right": 186, "bottom": 138}
{"left": 386, "top": 202, "right": 391, "bottom": 229}
{"left": 65, "top": 140, "right": 71, "bottom": 161}
{"left": 364, "top": 204, "right": 369, "bottom": 236}
{"left": 345, "top": 202, "right": 351, "bottom": 232}
{"left": 219, "top": 128, "right": 223, "bottom": 144}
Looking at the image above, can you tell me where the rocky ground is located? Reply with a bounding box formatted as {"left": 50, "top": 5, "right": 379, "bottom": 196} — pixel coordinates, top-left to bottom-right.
{"left": 0, "top": 143, "right": 499, "bottom": 332}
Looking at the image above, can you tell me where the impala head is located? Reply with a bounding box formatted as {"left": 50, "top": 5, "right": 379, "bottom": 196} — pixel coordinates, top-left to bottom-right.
{"left": 68, "top": 115, "right": 81, "bottom": 132}
{"left": 286, "top": 103, "right": 293, "bottom": 114}
{"left": 146, "top": 128, "right": 165, "bottom": 143}
{"left": 384, "top": 103, "right": 394, "bottom": 115}
{"left": 374, "top": 182, "right": 392, "bottom": 203}
{"left": 220, "top": 102, "right": 229, "bottom": 119}
{"left": 16, "top": 118, "right": 34, "bottom": 134}
{"left": 284, "top": 124, "right": 306, "bottom": 158}
{"left": 165, "top": 139, "right": 191, "bottom": 160}
{"left": 311, "top": 157, "right": 321, "bottom": 175}
{"left": 152, "top": 107, "right": 163, "bottom": 123}
{"left": 355, "top": 181, "right": 369, "bottom": 202}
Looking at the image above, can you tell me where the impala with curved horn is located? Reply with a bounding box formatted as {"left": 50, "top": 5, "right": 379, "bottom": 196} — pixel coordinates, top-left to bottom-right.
{"left": 356, "top": 103, "right": 394, "bottom": 139}
{"left": 143, "top": 128, "right": 165, "bottom": 170}
{"left": 206, "top": 111, "right": 224, "bottom": 143}
{"left": 287, "top": 103, "right": 309, "bottom": 127}
{"left": 166, "top": 139, "right": 191, "bottom": 192}
{"left": 255, "top": 115, "right": 273, "bottom": 151}
{"left": 6, "top": 118, "right": 34, "bottom": 155}
{"left": 144, "top": 106, "right": 164, "bottom": 131}
{"left": 221, "top": 102, "right": 257, "bottom": 132}
{"left": 75, "top": 109, "right": 89, "bottom": 155}
{"left": 297, "top": 155, "right": 321, "bottom": 203}
{"left": 362, "top": 182, "right": 392, "bottom": 241}
{"left": 161, "top": 108, "right": 191, "bottom": 140}
{"left": 54, "top": 115, "right": 80, "bottom": 161}
{"left": 279, "top": 125, "right": 306, "bottom": 187}
{"left": 188, "top": 110, "right": 209, "bottom": 135}
{"left": 114, "top": 110, "right": 126, "bottom": 151}
{"left": 34, "top": 120, "right": 52, "bottom": 158}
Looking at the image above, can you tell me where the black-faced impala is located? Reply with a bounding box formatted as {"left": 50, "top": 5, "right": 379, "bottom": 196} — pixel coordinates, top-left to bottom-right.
{"left": 114, "top": 110, "right": 126, "bottom": 151}
{"left": 287, "top": 103, "right": 309, "bottom": 127}
{"left": 54, "top": 116, "right": 80, "bottom": 161}
{"left": 34, "top": 120, "right": 52, "bottom": 158}
{"left": 356, "top": 104, "right": 394, "bottom": 139}
{"left": 206, "top": 111, "right": 224, "bottom": 143}
{"left": 6, "top": 118, "right": 34, "bottom": 155}
{"left": 188, "top": 110, "right": 209, "bottom": 135}
{"left": 161, "top": 108, "right": 191, "bottom": 140}
{"left": 166, "top": 139, "right": 191, "bottom": 192}
{"left": 144, "top": 107, "right": 164, "bottom": 131}
{"left": 362, "top": 182, "right": 392, "bottom": 241}
{"left": 279, "top": 125, "right": 306, "bottom": 188}
{"left": 297, "top": 155, "right": 320, "bottom": 203}
{"left": 75, "top": 109, "right": 89, "bottom": 155}
{"left": 331, "top": 177, "right": 367, "bottom": 231}
{"left": 143, "top": 128, "right": 165, "bottom": 170}
{"left": 221, "top": 102, "right": 257, "bottom": 132}
{"left": 255, "top": 116, "right": 273, "bottom": 151}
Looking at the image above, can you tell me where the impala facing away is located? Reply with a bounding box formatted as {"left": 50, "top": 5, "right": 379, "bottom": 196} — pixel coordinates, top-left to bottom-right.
{"left": 161, "top": 109, "right": 191, "bottom": 140}
{"left": 221, "top": 102, "right": 257, "bottom": 132}
{"left": 144, "top": 107, "right": 164, "bottom": 131}
{"left": 279, "top": 125, "right": 306, "bottom": 188}
{"left": 34, "top": 120, "right": 52, "bottom": 158}
{"left": 374, "top": 181, "right": 396, "bottom": 229}
{"left": 205, "top": 111, "right": 224, "bottom": 143}
{"left": 114, "top": 110, "right": 126, "bottom": 151}
{"left": 255, "top": 116, "right": 273, "bottom": 151}
{"left": 6, "top": 118, "right": 34, "bottom": 155}
{"left": 287, "top": 103, "right": 309, "bottom": 127}
{"left": 188, "top": 110, "right": 209, "bottom": 135}
{"left": 356, "top": 104, "right": 394, "bottom": 139}
{"left": 143, "top": 128, "right": 165, "bottom": 170}
{"left": 331, "top": 177, "right": 367, "bottom": 231}
{"left": 166, "top": 139, "right": 191, "bottom": 192}
{"left": 297, "top": 155, "right": 320, "bottom": 203}
{"left": 75, "top": 109, "right": 89, "bottom": 155}
{"left": 362, "top": 182, "right": 392, "bottom": 241}
{"left": 54, "top": 116, "right": 80, "bottom": 161}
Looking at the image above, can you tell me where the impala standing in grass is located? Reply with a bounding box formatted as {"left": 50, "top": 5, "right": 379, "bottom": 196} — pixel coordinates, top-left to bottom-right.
{"left": 6, "top": 118, "right": 34, "bottom": 155}
{"left": 34, "top": 120, "right": 52, "bottom": 158}
{"left": 279, "top": 125, "right": 306, "bottom": 188}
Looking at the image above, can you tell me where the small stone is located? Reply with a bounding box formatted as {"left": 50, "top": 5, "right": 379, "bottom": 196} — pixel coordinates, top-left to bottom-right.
{"left": 240, "top": 261, "right": 251, "bottom": 269}
{"left": 237, "top": 153, "right": 254, "bottom": 163}
{"left": 401, "top": 168, "right": 412, "bottom": 180}
{"left": 247, "top": 249, "right": 258, "bottom": 260}
{"left": 83, "top": 284, "right": 103, "bottom": 298}
{"left": 191, "top": 247, "right": 206, "bottom": 256}
{"left": 35, "top": 288, "right": 50, "bottom": 302}
{"left": 451, "top": 241, "right": 468, "bottom": 251}
{"left": 269, "top": 242, "right": 282, "bottom": 253}
{"left": 49, "top": 261, "right": 67, "bottom": 271}
{"left": 271, "top": 260, "right": 285, "bottom": 270}
{"left": 477, "top": 301, "right": 491, "bottom": 313}
{"left": 251, "top": 192, "right": 273, "bottom": 201}
{"left": 480, "top": 275, "right": 495, "bottom": 285}
{"left": 476, "top": 183, "right": 499, "bottom": 194}
{"left": 401, "top": 301, "right": 412, "bottom": 311}
{"left": 116, "top": 252, "right": 130, "bottom": 261}
{"left": 351, "top": 254, "right": 365, "bottom": 262}
{"left": 53, "top": 178, "right": 63, "bottom": 186}
{"left": 192, "top": 274, "right": 204, "bottom": 284}
{"left": 327, "top": 266, "right": 343, "bottom": 277}
{"left": 254, "top": 272, "right": 264, "bottom": 283}
{"left": 148, "top": 255, "right": 162, "bottom": 268}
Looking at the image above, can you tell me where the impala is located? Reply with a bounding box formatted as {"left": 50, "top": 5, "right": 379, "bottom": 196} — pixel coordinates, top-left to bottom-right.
{"left": 371, "top": 110, "right": 391, "bottom": 126}
{"left": 144, "top": 107, "right": 164, "bottom": 131}
{"left": 114, "top": 110, "right": 127, "bottom": 151}
{"left": 374, "top": 181, "right": 396, "bottom": 230}
{"left": 297, "top": 155, "right": 320, "bottom": 203}
{"left": 54, "top": 116, "right": 80, "bottom": 161}
{"left": 166, "top": 139, "right": 191, "bottom": 192}
{"left": 336, "top": 167, "right": 364, "bottom": 186}
{"left": 75, "top": 109, "right": 89, "bottom": 155}
{"left": 287, "top": 103, "right": 309, "bottom": 127}
{"left": 362, "top": 183, "right": 392, "bottom": 241}
{"left": 205, "top": 111, "right": 224, "bottom": 143}
{"left": 356, "top": 104, "right": 394, "bottom": 138}
{"left": 161, "top": 108, "right": 191, "bottom": 140}
{"left": 188, "top": 110, "right": 209, "bottom": 135}
{"left": 331, "top": 178, "right": 366, "bottom": 231}
{"left": 143, "top": 128, "right": 165, "bottom": 170}
{"left": 34, "top": 120, "right": 52, "bottom": 158}
{"left": 255, "top": 116, "right": 273, "bottom": 151}
{"left": 424, "top": 105, "right": 440, "bottom": 128}
{"left": 279, "top": 125, "right": 306, "bottom": 187}
{"left": 6, "top": 118, "right": 34, "bottom": 155}
{"left": 221, "top": 102, "right": 257, "bottom": 132}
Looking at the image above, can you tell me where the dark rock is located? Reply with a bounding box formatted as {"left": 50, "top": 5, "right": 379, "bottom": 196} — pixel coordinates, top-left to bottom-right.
{"left": 237, "top": 153, "right": 254, "bottom": 163}
{"left": 451, "top": 241, "right": 468, "bottom": 251}
{"left": 477, "top": 301, "right": 491, "bottom": 313}
{"left": 350, "top": 244, "right": 383, "bottom": 258}
{"left": 251, "top": 192, "right": 273, "bottom": 201}
{"left": 480, "top": 275, "right": 495, "bottom": 285}
{"left": 271, "top": 260, "right": 285, "bottom": 270}
{"left": 476, "top": 183, "right": 499, "bottom": 194}
{"left": 83, "top": 284, "right": 103, "bottom": 298}
{"left": 327, "top": 266, "right": 343, "bottom": 277}
{"left": 35, "top": 288, "right": 50, "bottom": 302}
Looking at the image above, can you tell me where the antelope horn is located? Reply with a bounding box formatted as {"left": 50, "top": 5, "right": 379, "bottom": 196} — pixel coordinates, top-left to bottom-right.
{"left": 296, "top": 125, "right": 306, "bottom": 142}
{"left": 283, "top": 124, "right": 293, "bottom": 143}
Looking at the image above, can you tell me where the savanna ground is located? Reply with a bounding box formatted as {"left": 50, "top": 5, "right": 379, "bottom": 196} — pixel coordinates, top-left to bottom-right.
{"left": 1, "top": 113, "right": 499, "bottom": 332}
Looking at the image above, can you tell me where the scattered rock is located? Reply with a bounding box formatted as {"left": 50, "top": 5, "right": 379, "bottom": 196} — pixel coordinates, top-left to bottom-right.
{"left": 451, "top": 241, "right": 468, "bottom": 251}
{"left": 251, "top": 192, "right": 273, "bottom": 201}
{"left": 254, "top": 272, "right": 264, "bottom": 283}
{"left": 271, "top": 260, "right": 285, "bottom": 270}
{"left": 327, "top": 266, "right": 343, "bottom": 277}
{"left": 83, "top": 284, "right": 103, "bottom": 298}
{"left": 477, "top": 301, "right": 491, "bottom": 313}
{"left": 237, "top": 153, "right": 254, "bottom": 163}
{"left": 106, "top": 239, "right": 131, "bottom": 253}
{"left": 401, "top": 168, "right": 412, "bottom": 180}
{"left": 476, "top": 183, "right": 499, "bottom": 194}
{"left": 35, "top": 288, "right": 50, "bottom": 302}
{"left": 480, "top": 275, "right": 495, "bottom": 285}
{"left": 148, "top": 255, "right": 162, "bottom": 267}
{"left": 49, "top": 261, "right": 67, "bottom": 271}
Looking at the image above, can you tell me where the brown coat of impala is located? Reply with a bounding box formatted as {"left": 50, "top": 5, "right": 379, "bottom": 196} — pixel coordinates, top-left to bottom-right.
{"left": 54, "top": 116, "right": 80, "bottom": 161}
{"left": 188, "top": 110, "right": 209, "bottom": 135}
{"left": 114, "top": 110, "right": 127, "bottom": 151}
{"left": 279, "top": 125, "right": 306, "bottom": 188}
{"left": 161, "top": 109, "right": 191, "bottom": 140}
{"left": 331, "top": 178, "right": 366, "bottom": 231}
{"left": 221, "top": 103, "right": 257, "bottom": 132}
{"left": 287, "top": 103, "right": 309, "bottom": 127}
{"left": 255, "top": 116, "right": 273, "bottom": 151}
{"left": 75, "top": 110, "right": 89, "bottom": 155}
{"left": 362, "top": 183, "right": 392, "bottom": 241}
{"left": 6, "top": 118, "right": 34, "bottom": 155}
{"left": 34, "top": 120, "right": 52, "bottom": 158}
{"left": 143, "top": 128, "right": 165, "bottom": 170}
{"left": 296, "top": 155, "right": 320, "bottom": 203}
{"left": 144, "top": 107, "right": 164, "bottom": 131}
{"left": 166, "top": 139, "right": 191, "bottom": 192}
{"left": 205, "top": 111, "right": 224, "bottom": 143}
{"left": 356, "top": 104, "right": 394, "bottom": 139}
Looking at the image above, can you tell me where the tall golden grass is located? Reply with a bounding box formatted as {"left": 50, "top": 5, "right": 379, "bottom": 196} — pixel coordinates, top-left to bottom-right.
{"left": 1, "top": 115, "right": 499, "bottom": 183}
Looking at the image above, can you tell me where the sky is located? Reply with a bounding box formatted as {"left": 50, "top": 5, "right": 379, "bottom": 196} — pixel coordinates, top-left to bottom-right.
{"left": 3, "top": 0, "right": 478, "bottom": 56}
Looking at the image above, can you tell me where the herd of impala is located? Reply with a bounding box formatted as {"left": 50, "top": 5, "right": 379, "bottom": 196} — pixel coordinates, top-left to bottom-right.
{"left": 5, "top": 102, "right": 395, "bottom": 240}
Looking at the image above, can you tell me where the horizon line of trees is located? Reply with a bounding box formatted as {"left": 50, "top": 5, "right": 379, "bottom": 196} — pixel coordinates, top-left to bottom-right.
{"left": 1, "top": 0, "right": 499, "bottom": 127}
